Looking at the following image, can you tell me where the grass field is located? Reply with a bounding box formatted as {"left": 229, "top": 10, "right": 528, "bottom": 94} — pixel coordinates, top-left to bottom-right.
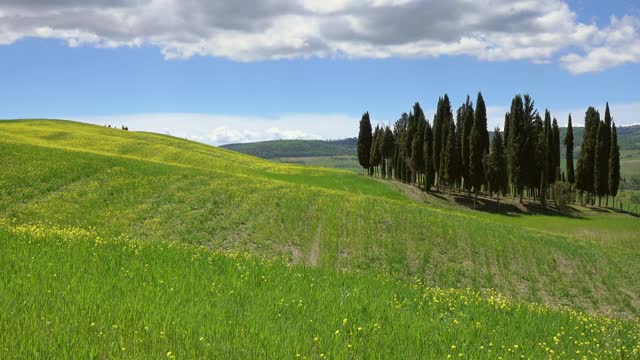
{"left": 2, "top": 119, "right": 640, "bottom": 357}
{"left": 2, "top": 221, "right": 640, "bottom": 358}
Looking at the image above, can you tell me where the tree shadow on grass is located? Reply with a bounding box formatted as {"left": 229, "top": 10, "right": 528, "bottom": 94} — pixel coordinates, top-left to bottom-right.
{"left": 447, "top": 192, "right": 587, "bottom": 219}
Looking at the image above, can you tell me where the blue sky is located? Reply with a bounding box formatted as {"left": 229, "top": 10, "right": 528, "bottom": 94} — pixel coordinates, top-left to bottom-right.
{"left": 0, "top": 0, "right": 639, "bottom": 144}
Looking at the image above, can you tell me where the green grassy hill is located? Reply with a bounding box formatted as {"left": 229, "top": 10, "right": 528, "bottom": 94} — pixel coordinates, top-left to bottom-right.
{"left": 2, "top": 120, "right": 640, "bottom": 357}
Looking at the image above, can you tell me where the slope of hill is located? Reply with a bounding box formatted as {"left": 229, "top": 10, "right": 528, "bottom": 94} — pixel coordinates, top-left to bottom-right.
{"left": 2, "top": 120, "right": 640, "bottom": 356}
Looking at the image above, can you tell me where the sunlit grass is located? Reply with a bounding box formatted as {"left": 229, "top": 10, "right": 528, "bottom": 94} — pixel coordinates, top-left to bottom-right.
{"left": 2, "top": 221, "right": 639, "bottom": 358}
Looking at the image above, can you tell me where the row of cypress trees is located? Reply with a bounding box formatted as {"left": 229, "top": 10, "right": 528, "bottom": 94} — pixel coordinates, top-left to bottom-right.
{"left": 357, "top": 93, "right": 621, "bottom": 208}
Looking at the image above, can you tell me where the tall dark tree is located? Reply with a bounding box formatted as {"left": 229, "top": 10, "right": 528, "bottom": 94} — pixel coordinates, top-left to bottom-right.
{"left": 552, "top": 117, "right": 561, "bottom": 181}
{"left": 576, "top": 107, "right": 600, "bottom": 205}
{"left": 382, "top": 126, "right": 395, "bottom": 179}
{"left": 443, "top": 120, "right": 458, "bottom": 195}
{"left": 603, "top": 102, "right": 612, "bottom": 206}
{"left": 503, "top": 112, "right": 510, "bottom": 149}
{"left": 357, "top": 112, "right": 373, "bottom": 173}
{"left": 544, "top": 110, "right": 553, "bottom": 185}
{"left": 469, "top": 97, "right": 488, "bottom": 206}
{"left": 475, "top": 92, "right": 490, "bottom": 157}
{"left": 594, "top": 120, "right": 608, "bottom": 206}
{"left": 411, "top": 103, "right": 427, "bottom": 184}
{"left": 564, "top": 115, "right": 575, "bottom": 184}
{"left": 423, "top": 121, "right": 435, "bottom": 191}
{"left": 609, "top": 122, "right": 620, "bottom": 207}
{"left": 370, "top": 125, "right": 382, "bottom": 176}
{"left": 439, "top": 100, "right": 452, "bottom": 185}
{"left": 522, "top": 95, "right": 538, "bottom": 197}
{"left": 460, "top": 97, "right": 474, "bottom": 194}
{"left": 486, "top": 128, "right": 508, "bottom": 211}
{"left": 507, "top": 95, "right": 526, "bottom": 203}
{"left": 533, "top": 114, "right": 547, "bottom": 205}
{"left": 432, "top": 97, "right": 444, "bottom": 189}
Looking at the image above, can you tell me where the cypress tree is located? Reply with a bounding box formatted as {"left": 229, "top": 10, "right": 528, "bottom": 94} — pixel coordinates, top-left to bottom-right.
{"left": 439, "top": 97, "right": 452, "bottom": 186}
{"left": 603, "top": 102, "right": 612, "bottom": 206}
{"left": 443, "top": 120, "right": 458, "bottom": 196}
{"left": 564, "top": 115, "right": 575, "bottom": 184}
{"left": 469, "top": 98, "right": 487, "bottom": 207}
{"left": 507, "top": 95, "right": 526, "bottom": 203}
{"left": 357, "top": 112, "right": 373, "bottom": 173}
{"left": 544, "top": 110, "right": 553, "bottom": 185}
{"left": 609, "top": 122, "right": 620, "bottom": 207}
{"left": 370, "top": 125, "right": 382, "bottom": 176}
{"left": 552, "top": 117, "right": 561, "bottom": 181}
{"left": 522, "top": 95, "right": 538, "bottom": 198}
{"left": 424, "top": 121, "right": 435, "bottom": 191}
{"left": 382, "top": 126, "right": 395, "bottom": 179}
{"left": 412, "top": 120, "right": 425, "bottom": 183}
{"left": 594, "top": 120, "right": 608, "bottom": 206}
{"left": 503, "top": 113, "right": 510, "bottom": 147}
{"left": 486, "top": 128, "right": 508, "bottom": 211}
{"left": 534, "top": 114, "right": 547, "bottom": 205}
{"left": 432, "top": 98, "right": 444, "bottom": 189}
{"left": 460, "top": 97, "right": 474, "bottom": 194}
{"left": 576, "top": 107, "right": 599, "bottom": 205}
{"left": 475, "top": 92, "right": 490, "bottom": 156}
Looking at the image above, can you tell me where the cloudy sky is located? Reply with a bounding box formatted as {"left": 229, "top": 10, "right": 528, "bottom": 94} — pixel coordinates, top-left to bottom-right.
{"left": 0, "top": 0, "right": 639, "bottom": 145}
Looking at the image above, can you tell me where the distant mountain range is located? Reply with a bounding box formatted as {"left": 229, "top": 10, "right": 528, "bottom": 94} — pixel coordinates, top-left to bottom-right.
{"left": 221, "top": 138, "right": 357, "bottom": 158}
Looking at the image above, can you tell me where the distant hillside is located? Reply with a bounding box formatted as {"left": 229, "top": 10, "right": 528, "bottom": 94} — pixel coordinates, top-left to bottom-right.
{"left": 221, "top": 138, "right": 357, "bottom": 158}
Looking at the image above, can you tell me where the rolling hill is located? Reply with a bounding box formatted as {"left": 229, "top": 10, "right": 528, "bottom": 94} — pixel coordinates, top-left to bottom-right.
{"left": 2, "top": 120, "right": 640, "bottom": 357}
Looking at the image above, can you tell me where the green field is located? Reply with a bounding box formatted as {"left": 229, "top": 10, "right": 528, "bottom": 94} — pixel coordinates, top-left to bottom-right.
{"left": 2, "top": 120, "right": 640, "bottom": 357}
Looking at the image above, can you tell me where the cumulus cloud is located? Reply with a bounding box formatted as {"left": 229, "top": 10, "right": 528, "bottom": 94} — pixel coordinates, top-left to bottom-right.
{"left": 0, "top": 0, "right": 639, "bottom": 72}
{"left": 77, "top": 112, "right": 358, "bottom": 145}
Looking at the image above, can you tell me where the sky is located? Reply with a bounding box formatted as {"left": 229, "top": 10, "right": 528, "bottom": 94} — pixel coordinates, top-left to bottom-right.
{"left": 0, "top": 0, "right": 639, "bottom": 145}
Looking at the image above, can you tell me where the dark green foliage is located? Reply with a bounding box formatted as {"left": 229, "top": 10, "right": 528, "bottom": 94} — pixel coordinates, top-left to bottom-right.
{"left": 507, "top": 95, "right": 526, "bottom": 201}
{"left": 594, "top": 120, "right": 609, "bottom": 203}
{"left": 544, "top": 110, "right": 553, "bottom": 184}
{"left": 486, "top": 128, "right": 508, "bottom": 198}
{"left": 552, "top": 118, "right": 561, "bottom": 181}
{"left": 370, "top": 125, "right": 383, "bottom": 175}
{"left": 522, "top": 95, "right": 538, "bottom": 192}
{"left": 503, "top": 113, "right": 510, "bottom": 150}
{"left": 433, "top": 95, "right": 452, "bottom": 187}
{"left": 576, "top": 107, "right": 600, "bottom": 196}
{"left": 432, "top": 98, "right": 444, "bottom": 184}
{"left": 534, "top": 114, "right": 547, "bottom": 200}
{"left": 443, "top": 120, "right": 458, "bottom": 192}
{"left": 460, "top": 96, "right": 474, "bottom": 191}
{"left": 564, "top": 115, "right": 575, "bottom": 183}
{"left": 609, "top": 122, "right": 620, "bottom": 198}
{"left": 383, "top": 126, "right": 395, "bottom": 178}
{"left": 424, "top": 121, "right": 435, "bottom": 191}
{"left": 475, "top": 92, "right": 490, "bottom": 156}
{"left": 469, "top": 96, "right": 487, "bottom": 198}
{"left": 412, "top": 103, "right": 427, "bottom": 180}
{"left": 357, "top": 112, "right": 373, "bottom": 170}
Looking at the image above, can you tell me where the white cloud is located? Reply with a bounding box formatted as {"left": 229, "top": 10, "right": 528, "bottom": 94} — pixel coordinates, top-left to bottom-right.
{"left": 0, "top": 0, "right": 638, "bottom": 72}
{"left": 561, "top": 16, "right": 640, "bottom": 74}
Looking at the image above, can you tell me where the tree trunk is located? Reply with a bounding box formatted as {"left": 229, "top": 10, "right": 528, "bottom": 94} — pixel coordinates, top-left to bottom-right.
{"left": 474, "top": 189, "right": 479, "bottom": 209}
{"left": 497, "top": 192, "right": 500, "bottom": 213}
{"left": 606, "top": 194, "right": 609, "bottom": 207}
